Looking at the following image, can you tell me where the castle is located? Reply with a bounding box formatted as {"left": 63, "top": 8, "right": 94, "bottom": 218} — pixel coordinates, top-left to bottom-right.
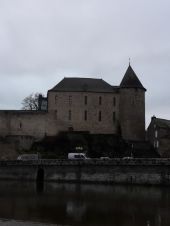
{"left": 0, "top": 65, "right": 146, "bottom": 152}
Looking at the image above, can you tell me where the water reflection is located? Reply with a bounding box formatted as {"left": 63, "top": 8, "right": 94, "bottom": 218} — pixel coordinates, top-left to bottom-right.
{"left": 0, "top": 181, "right": 169, "bottom": 225}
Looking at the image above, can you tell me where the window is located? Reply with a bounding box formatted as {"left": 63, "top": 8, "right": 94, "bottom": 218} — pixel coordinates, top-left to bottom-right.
{"left": 113, "top": 112, "right": 116, "bottom": 122}
{"left": 19, "top": 122, "right": 22, "bottom": 129}
{"left": 99, "top": 96, "right": 102, "bottom": 105}
{"left": 54, "top": 110, "right": 57, "bottom": 120}
{"left": 84, "top": 110, "right": 87, "bottom": 121}
{"left": 113, "top": 97, "right": 116, "bottom": 106}
{"left": 154, "top": 140, "right": 159, "bottom": 149}
{"left": 69, "top": 110, "right": 72, "bottom": 120}
{"left": 155, "top": 130, "right": 158, "bottom": 138}
{"left": 55, "top": 95, "right": 58, "bottom": 104}
{"left": 69, "top": 95, "right": 72, "bottom": 105}
{"left": 98, "top": 111, "right": 102, "bottom": 122}
{"left": 84, "top": 96, "right": 87, "bottom": 105}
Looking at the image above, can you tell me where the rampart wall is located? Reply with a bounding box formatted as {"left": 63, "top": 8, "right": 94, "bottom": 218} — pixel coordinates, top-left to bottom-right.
{"left": 0, "top": 110, "right": 47, "bottom": 138}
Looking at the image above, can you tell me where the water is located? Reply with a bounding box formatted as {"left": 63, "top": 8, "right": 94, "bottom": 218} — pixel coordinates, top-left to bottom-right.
{"left": 0, "top": 181, "right": 169, "bottom": 226}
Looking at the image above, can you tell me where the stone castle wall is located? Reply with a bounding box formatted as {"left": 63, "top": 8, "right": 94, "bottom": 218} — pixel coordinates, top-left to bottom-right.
{"left": 48, "top": 91, "right": 119, "bottom": 134}
{"left": 0, "top": 111, "right": 47, "bottom": 139}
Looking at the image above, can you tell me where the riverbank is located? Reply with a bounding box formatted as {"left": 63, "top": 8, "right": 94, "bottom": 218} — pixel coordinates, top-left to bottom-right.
{"left": 0, "top": 158, "right": 170, "bottom": 185}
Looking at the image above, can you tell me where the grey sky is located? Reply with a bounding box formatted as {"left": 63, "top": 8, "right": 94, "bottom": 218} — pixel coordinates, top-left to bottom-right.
{"left": 0, "top": 0, "right": 170, "bottom": 126}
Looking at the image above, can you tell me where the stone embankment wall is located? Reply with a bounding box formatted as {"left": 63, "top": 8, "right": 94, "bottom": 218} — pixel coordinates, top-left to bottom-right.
{"left": 1, "top": 158, "right": 170, "bottom": 185}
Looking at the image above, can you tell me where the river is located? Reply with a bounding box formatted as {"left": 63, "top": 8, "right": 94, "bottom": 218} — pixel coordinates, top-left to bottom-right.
{"left": 0, "top": 181, "right": 169, "bottom": 226}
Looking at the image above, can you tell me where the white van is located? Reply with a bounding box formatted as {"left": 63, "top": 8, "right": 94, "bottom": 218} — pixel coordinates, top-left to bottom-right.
{"left": 68, "top": 153, "right": 89, "bottom": 160}
{"left": 17, "top": 154, "right": 40, "bottom": 161}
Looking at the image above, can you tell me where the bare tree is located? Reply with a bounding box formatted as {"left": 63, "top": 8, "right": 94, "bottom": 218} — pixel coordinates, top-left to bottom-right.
{"left": 22, "top": 93, "right": 42, "bottom": 110}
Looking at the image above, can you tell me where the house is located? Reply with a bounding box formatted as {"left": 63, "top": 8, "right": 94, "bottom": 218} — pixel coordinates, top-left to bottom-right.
{"left": 147, "top": 116, "right": 170, "bottom": 157}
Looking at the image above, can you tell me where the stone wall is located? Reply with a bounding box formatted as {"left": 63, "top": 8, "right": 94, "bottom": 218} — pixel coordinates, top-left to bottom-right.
{"left": 119, "top": 88, "right": 145, "bottom": 140}
{"left": 0, "top": 111, "right": 47, "bottom": 138}
{"left": 48, "top": 91, "right": 119, "bottom": 134}
{"left": 1, "top": 158, "right": 170, "bottom": 185}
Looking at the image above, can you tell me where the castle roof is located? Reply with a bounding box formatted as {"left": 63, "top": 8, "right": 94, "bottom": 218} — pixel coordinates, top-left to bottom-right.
{"left": 49, "top": 77, "right": 118, "bottom": 93}
{"left": 120, "top": 65, "right": 146, "bottom": 91}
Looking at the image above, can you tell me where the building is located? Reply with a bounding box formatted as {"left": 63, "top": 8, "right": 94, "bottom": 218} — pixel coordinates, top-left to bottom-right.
{"left": 147, "top": 116, "right": 170, "bottom": 157}
{"left": 0, "top": 65, "right": 146, "bottom": 151}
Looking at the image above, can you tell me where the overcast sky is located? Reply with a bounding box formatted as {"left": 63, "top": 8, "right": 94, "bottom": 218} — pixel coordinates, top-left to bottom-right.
{"left": 0, "top": 0, "right": 170, "bottom": 126}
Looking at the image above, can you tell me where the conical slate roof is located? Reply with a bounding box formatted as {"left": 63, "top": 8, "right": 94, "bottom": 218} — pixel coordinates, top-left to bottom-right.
{"left": 120, "top": 65, "right": 146, "bottom": 91}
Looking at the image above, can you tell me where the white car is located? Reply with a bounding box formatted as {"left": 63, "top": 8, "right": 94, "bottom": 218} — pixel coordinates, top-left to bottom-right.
{"left": 68, "top": 153, "right": 90, "bottom": 160}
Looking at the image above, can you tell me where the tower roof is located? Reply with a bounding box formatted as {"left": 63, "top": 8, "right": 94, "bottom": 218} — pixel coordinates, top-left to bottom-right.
{"left": 120, "top": 65, "right": 146, "bottom": 91}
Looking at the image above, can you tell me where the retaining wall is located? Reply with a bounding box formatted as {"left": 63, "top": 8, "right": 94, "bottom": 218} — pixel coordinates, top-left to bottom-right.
{"left": 1, "top": 158, "right": 170, "bottom": 185}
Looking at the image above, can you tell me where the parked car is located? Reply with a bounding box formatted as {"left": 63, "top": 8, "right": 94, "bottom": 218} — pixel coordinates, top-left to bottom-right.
{"left": 17, "top": 154, "right": 40, "bottom": 161}
{"left": 68, "top": 153, "right": 90, "bottom": 160}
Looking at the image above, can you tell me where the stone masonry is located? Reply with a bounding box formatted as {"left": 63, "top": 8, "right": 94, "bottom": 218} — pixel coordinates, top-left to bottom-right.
{"left": 0, "top": 65, "right": 146, "bottom": 154}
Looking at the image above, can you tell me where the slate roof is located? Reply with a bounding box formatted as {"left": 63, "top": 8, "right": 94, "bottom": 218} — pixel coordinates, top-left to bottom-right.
{"left": 49, "top": 77, "right": 118, "bottom": 93}
{"left": 120, "top": 65, "right": 146, "bottom": 91}
{"left": 153, "top": 118, "right": 170, "bottom": 129}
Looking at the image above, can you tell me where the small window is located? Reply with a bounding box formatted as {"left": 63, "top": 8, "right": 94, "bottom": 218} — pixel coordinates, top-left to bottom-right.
{"left": 54, "top": 110, "right": 57, "bottom": 120}
{"left": 98, "top": 111, "right": 102, "bottom": 122}
{"left": 69, "top": 95, "right": 72, "bottom": 105}
{"left": 155, "top": 130, "right": 158, "bottom": 138}
{"left": 69, "top": 110, "right": 72, "bottom": 120}
{"left": 113, "top": 112, "right": 116, "bottom": 122}
{"left": 55, "top": 95, "right": 58, "bottom": 104}
{"left": 84, "top": 96, "right": 87, "bottom": 105}
{"left": 99, "top": 96, "right": 102, "bottom": 105}
{"left": 84, "top": 110, "right": 87, "bottom": 121}
{"left": 113, "top": 97, "right": 116, "bottom": 106}
{"left": 19, "top": 122, "right": 22, "bottom": 129}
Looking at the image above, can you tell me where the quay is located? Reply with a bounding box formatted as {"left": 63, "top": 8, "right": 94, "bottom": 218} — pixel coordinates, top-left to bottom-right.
{"left": 1, "top": 158, "right": 170, "bottom": 185}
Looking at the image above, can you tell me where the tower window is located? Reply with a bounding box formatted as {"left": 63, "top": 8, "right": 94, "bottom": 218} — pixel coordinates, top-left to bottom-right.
{"left": 113, "top": 112, "right": 116, "bottom": 122}
{"left": 69, "top": 110, "right": 72, "bottom": 121}
{"left": 99, "top": 96, "right": 102, "bottom": 105}
{"left": 84, "top": 96, "right": 87, "bottom": 105}
{"left": 84, "top": 110, "right": 87, "bottom": 121}
{"left": 98, "top": 111, "right": 102, "bottom": 122}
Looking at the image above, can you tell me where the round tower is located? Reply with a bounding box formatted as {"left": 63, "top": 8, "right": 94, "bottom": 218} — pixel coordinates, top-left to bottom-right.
{"left": 119, "top": 65, "right": 146, "bottom": 141}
